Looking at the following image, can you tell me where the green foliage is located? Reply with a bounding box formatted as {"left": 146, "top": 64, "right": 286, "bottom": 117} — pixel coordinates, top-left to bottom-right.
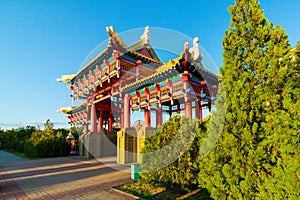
{"left": 116, "top": 181, "right": 212, "bottom": 200}
{"left": 70, "top": 125, "right": 83, "bottom": 140}
{"left": 24, "top": 120, "right": 70, "bottom": 158}
{"left": 44, "top": 119, "right": 54, "bottom": 130}
{"left": 140, "top": 115, "right": 208, "bottom": 192}
{"left": 0, "top": 119, "right": 70, "bottom": 158}
{"left": 198, "top": 0, "right": 299, "bottom": 199}
{"left": 256, "top": 41, "right": 300, "bottom": 198}
{"left": 0, "top": 126, "right": 36, "bottom": 152}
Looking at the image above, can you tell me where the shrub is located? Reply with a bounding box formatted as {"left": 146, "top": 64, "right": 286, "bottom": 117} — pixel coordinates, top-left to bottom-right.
{"left": 24, "top": 128, "right": 70, "bottom": 158}
{"left": 140, "top": 115, "right": 208, "bottom": 191}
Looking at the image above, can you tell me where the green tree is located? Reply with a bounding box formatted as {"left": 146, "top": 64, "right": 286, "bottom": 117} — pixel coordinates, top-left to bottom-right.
{"left": 16, "top": 126, "right": 36, "bottom": 152}
{"left": 256, "top": 42, "right": 300, "bottom": 198}
{"left": 70, "top": 125, "right": 83, "bottom": 140}
{"left": 44, "top": 119, "right": 54, "bottom": 130}
{"left": 24, "top": 120, "right": 70, "bottom": 158}
{"left": 198, "top": 0, "right": 298, "bottom": 199}
{"left": 0, "top": 126, "right": 35, "bottom": 152}
{"left": 0, "top": 129, "right": 20, "bottom": 151}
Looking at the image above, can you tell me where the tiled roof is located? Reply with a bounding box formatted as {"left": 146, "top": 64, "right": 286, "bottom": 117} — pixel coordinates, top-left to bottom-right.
{"left": 66, "top": 27, "right": 161, "bottom": 83}
{"left": 127, "top": 40, "right": 161, "bottom": 63}
{"left": 127, "top": 50, "right": 161, "bottom": 64}
{"left": 157, "top": 57, "right": 181, "bottom": 73}
{"left": 121, "top": 57, "right": 181, "bottom": 92}
{"left": 121, "top": 56, "right": 220, "bottom": 93}
{"left": 70, "top": 27, "right": 127, "bottom": 82}
{"left": 56, "top": 105, "right": 85, "bottom": 114}
{"left": 56, "top": 74, "right": 77, "bottom": 83}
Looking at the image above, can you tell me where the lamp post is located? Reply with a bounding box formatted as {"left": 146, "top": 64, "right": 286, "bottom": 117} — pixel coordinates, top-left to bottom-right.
{"left": 66, "top": 132, "right": 76, "bottom": 155}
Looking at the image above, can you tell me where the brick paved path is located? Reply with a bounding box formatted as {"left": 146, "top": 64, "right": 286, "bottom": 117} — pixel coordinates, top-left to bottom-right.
{"left": 0, "top": 151, "right": 138, "bottom": 200}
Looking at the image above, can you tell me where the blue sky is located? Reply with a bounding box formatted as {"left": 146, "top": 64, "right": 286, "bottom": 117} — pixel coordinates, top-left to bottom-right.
{"left": 0, "top": 0, "right": 299, "bottom": 129}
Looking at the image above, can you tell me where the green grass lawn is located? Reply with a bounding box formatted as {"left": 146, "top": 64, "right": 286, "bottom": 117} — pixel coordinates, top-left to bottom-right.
{"left": 5, "top": 150, "right": 37, "bottom": 160}
{"left": 114, "top": 181, "right": 212, "bottom": 200}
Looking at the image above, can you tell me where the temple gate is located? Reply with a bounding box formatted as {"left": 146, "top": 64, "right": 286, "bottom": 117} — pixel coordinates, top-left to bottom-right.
{"left": 57, "top": 26, "right": 219, "bottom": 163}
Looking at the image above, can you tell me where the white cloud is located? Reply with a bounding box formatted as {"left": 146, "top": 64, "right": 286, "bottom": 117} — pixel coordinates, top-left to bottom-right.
{"left": 0, "top": 121, "right": 68, "bottom": 130}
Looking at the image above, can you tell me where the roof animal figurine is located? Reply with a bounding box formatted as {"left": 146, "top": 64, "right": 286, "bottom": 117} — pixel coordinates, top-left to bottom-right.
{"left": 189, "top": 37, "right": 202, "bottom": 62}
{"left": 140, "top": 26, "right": 150, "bottom": 45}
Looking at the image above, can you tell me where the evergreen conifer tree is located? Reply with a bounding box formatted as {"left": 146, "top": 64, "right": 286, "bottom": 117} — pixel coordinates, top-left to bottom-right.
{"left": 198, "top": 0, "right": 299, "bottom": 198}
{"left": 256, "top": 41, "right": 300, "bottom": 198}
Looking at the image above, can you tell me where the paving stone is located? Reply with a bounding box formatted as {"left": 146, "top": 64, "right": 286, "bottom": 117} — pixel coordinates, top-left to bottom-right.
{"left": 0, "top": 151, "right": 137, "bottom": 200}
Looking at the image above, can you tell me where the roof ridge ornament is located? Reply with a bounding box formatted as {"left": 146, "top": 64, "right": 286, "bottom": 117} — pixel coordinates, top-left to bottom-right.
{"left": 140, "top": 26, "right": 150, "bottom": 45}
{"left": 184, "top": 42, "right": 189, "bottom": 62}
{"left": 189, "top": 37, "right": 202, "bottom": 62}
{"left": 106, "top": 25, "right": 123, "bottom": 51}
{"left": 106, "top": 26, "right": 115, "bottom": 36}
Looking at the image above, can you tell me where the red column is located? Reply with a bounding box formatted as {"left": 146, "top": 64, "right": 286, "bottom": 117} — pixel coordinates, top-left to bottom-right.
{"left": 90, "top": 103, "right": 97, "bottom": 132}
{"left": 185, "top": 98, "right": 192, "bottom": 118}
{"left": 144, "top": 108, "right": 151, "bottom": 127}
{"left": 108, "top": 113, "right": 113, "bottom": 133}
{"left": 98, "top": 111, "right": 103, "bottom": 132}
{"left": 156, "top": 107, "right": 162, "bottom": 127}
{"left": 86, "top": 106, "right": 90, "bottom": 133}
{"left": 199, "top": 102, "right": 203, "bottom": 123}
{"left": 124, "top": 94, "right": 130, "bottom": 128}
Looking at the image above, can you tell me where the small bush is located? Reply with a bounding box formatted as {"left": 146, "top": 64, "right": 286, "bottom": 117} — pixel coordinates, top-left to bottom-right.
{"left": 140, "top": 115, "right": 208, "bottom": 191}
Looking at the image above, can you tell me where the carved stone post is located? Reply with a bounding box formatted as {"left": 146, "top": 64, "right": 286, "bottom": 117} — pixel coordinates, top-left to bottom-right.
{"left": 185, "top": 97, "right": 192, "bottom": 118}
